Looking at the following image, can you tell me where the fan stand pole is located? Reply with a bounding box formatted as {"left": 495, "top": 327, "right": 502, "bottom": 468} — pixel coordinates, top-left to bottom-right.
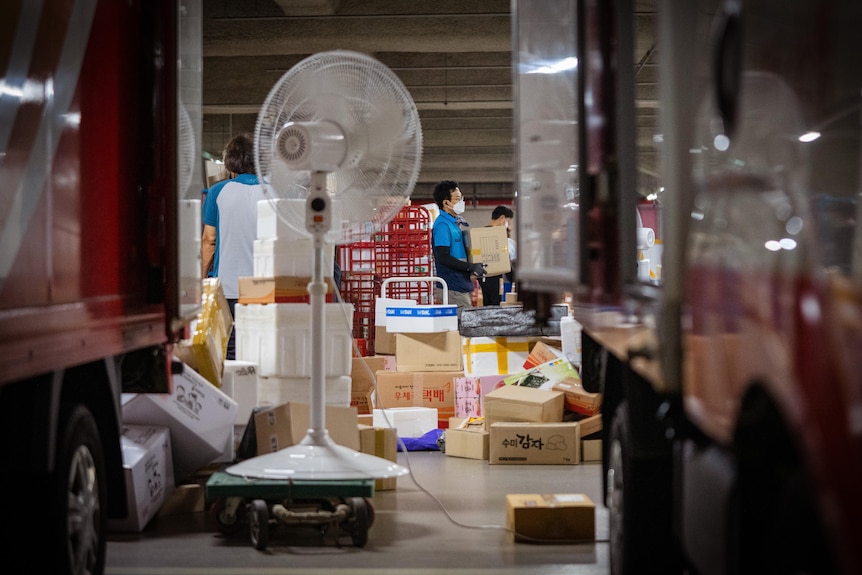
{"left": 301, "top": 172, "right": 333, "bottom": 448}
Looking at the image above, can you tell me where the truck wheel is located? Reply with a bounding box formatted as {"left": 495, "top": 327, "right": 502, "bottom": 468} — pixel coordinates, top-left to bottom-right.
{"left": 51, "top": 405, "right": 107, "bottom": 575}
{"left": 607, "top": 402, "right": 678, "bottom": 575}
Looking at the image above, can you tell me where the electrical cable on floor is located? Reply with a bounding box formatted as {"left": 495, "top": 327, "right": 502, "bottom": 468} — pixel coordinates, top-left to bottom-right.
{"left": 336, "top": 284, "right": 604, "bottom": 546}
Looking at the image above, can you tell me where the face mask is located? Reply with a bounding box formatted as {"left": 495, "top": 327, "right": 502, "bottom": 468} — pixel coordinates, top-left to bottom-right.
{"left": 452, "top": 199, "right": 466, "bottom": 214}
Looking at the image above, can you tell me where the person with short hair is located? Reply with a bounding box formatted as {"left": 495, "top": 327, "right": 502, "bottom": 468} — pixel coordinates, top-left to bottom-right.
{"left": 201, "top": 132, "right": 267, "bottom": 360}
{"left": 431, "top": 180, "right": 486, "bottom": 311}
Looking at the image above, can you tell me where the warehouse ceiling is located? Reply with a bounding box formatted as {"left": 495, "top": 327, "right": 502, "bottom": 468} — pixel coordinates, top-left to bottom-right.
{"left": 202, "top": 0, "right": 659, "bottom": 203}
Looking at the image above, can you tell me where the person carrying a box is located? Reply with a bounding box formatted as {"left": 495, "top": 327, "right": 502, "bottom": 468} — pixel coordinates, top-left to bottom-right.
{"left": 431, "top": 180, "right": 486, "bottom": 311}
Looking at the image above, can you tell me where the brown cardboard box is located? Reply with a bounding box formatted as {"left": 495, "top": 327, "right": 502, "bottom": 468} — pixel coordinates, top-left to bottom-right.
{"left": 552, "top": 378, "right": 603, "bottom": 416}
{"left": 467, "top": 225, "right": 511, "bottom": 276}
{"left": 254, "top": 402, "right": 359, "bottom": 454}
{"left": 482, "top": 385, "right": 564, "bottom": 429}
{"left": 522, "top": 340, "right": 564, "bottom": 370}
{"left": 445, "top": 427, "right": 490, "bottom": 460}
{"left": 237, "top": 276, "right": 334, "bottom": 304}
{"left": 395, "top": 331, "right": 463, "bottom": 372}
{"left": 582, "top": 438, "right": 602, "bottom": 462}
{"left": 374, "top": 325, "right": 397, "bottom": 355}
{"left": 358, "top": 424, "right": 398, "bottom": 490}
{"left": 489, "top": 422, "right": 579, "bottom": 464}
{"left": 350, "top": 356, "right": 391, "bottom": 414}
{"left": 506, "top": 493, "right": 595, "bottom": 542}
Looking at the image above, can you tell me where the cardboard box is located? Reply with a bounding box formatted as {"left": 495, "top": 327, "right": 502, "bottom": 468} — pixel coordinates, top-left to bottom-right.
{"left": 254, "top": 402, "right": 360, "bottom": 454}
{"left": 482, "top": 385, "right": 564, "bottom": 429}
{"left": 221, "top": 360, "right": 259, "bottom": 425}
{"left": 552, "top": 379, "right": 603, "bottom": 416}
{"left": 395, "top": 331, "right": 463, "bottom": 372}
{"left": 158, "top": 483, "right": 205, "bottom": 517}
{"left": 462, "top": 336, "right": 533, "bottom": 376}
{"left": 374, "top": 325, "right": 398, "bottom": 355}
{"left": 349, "top": 356, "right": 391, "bottom": 414}
{"left": 504, "top": 357, "right": 581, "bottom": 391}
{"left": 108, "top": 425, "right": 174, "bottom": 532}
{"left": 373, "top": 407, "right": 438, "bottom": 438}
{"left": 444, "top": 427, "right": 490, "bottom": 460}
{"left": 358, "top": 424, "right": 398, "bottom": 490}
{"left": 374, "top": 370, "right": 458, "bottom": 425}
{"left": 453, "top": 374, "right": 507, "bottom": 418}
{"left": 582, "top": 438, "right": 602, "bottom": 462}
{"left": 490, "top": 422, "right": 579, "bottom": 465}
{"left": 122, "top": 365, "right": 239, "bottom": 481}
{"left": 237, "top": 275, "right": 334, "bottom": 304}
{"left": 467, "top": 225, "right": 511, "bottom": 276}
{"left": 522, "top": 340, "right": 564, "bottom": 370}
{"left": 386, "top": 304, "right": 458, "bottom": 333}
{"left": 187, "top": 278, "right": 233, "bottom": 387}
{"left": 506, "top": 493, "right": 595, "bottom": 542}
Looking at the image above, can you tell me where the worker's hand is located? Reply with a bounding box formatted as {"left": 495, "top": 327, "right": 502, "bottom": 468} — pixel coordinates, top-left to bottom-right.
{"left": 469, "top": 263, "right": 487, "bottom": 277}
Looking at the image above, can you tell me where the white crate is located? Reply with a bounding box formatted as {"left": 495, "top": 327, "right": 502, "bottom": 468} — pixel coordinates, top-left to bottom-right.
{"left": 234, "top": 302, "right": 354, "bottom": 378}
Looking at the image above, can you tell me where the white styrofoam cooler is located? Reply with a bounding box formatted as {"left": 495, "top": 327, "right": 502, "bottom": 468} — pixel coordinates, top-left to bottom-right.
{"left": 386, "top": 304, "right": 458, "bottom": 333}
{"left": 373, "top": 407, "right": 439, "bottom": 438}
{"left": 234, "top": 302, "right": 354, "bottom": 378}
{"left": 257, "top": 375, "right": 352, "bottom": 408}
{"left": 253, "top": 237, "right": 334, "bottom": 278}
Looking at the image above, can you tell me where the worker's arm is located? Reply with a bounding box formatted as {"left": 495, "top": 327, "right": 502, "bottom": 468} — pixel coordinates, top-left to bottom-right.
{"left": 201, "top": 224, "right": 216, "bottom": 278}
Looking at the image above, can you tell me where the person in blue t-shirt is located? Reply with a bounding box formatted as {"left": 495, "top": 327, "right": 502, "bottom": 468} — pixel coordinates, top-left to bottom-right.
{"left": 431, "top": 180, "right": 486, "bottom": 311}
{"left": 201, "top": 132, "right": 268, "bottom": 360}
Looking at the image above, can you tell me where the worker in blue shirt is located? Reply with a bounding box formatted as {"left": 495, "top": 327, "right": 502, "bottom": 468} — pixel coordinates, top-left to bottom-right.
{"left": 431, "top": 180, "right": 486, "bottom": 311}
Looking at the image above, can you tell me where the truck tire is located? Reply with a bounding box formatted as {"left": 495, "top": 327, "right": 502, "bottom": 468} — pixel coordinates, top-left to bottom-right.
{"left": 607, "top": 401, "right": 679, "bottom": 575}
{"left": 51, "top": 404, "right": 108, "bottom": 575}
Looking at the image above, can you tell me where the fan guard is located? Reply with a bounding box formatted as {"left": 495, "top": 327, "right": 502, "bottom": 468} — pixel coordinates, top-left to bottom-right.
{"left": 254, "top": 50, "right": 423, "bottom": 245}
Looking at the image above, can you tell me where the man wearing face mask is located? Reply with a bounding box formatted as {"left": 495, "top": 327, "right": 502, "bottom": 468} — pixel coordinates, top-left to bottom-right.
{"left": 431, "top": 180, "right": 486, "bottom": 310}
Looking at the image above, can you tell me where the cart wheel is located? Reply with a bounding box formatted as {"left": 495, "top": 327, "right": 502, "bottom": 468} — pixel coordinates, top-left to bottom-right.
{"left": 248, "top": 499, "right": 270, "bottom": 550}
{"left": 209, "top": 498, "right": 244, "bottom": 535}
{"left": 347, "top": 497, "right": 370, "bottom": 547}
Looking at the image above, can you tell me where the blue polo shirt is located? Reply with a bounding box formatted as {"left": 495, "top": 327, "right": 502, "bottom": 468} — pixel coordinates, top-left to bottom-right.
{"left": 432, "top": 211, "right": 473, "bottom": 293}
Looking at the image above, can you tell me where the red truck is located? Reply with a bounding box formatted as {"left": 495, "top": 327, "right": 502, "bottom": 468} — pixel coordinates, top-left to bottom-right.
{"left": 0, "top": 1, "right": 201, "bottom": 573}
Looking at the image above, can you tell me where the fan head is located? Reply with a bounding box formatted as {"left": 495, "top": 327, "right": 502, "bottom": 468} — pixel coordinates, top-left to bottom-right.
{"left": 255, "top": 50, "right": 423, "bottom": 244}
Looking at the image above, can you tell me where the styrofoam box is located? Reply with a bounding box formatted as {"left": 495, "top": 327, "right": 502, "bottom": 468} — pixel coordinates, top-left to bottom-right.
{"left": 373, "top": 407, "right": 439, "bottom": 438}
{"left": 257, "top": 375, "right": 351, "bottom": 408}
{"left": 253, "top": 237, "right": 334, "bottom": 278}
{"left": 108, "top": 425, "right": 175, "bottom": 532}
{"left": 220, "top": 359, "right": 259, "bottom": 425}
{"left": 386, "top": 304, "right": 458, "bottom": 333}
{"left": 235, "top": 302, "right": 354, "bottom": 378}
{"left": 178, "top": 199, "right": 201, "bottom": 317}
{"left": 121, "top": 364, "right": 239, "bottom": 482}
{"left": 256, "top": 199, "right": 308, "bottom": 240}
{"left": 375, "top": 297, "right": 416, "bottom": 326}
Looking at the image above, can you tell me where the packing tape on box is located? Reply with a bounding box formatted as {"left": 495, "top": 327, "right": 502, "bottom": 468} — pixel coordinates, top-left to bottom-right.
{"left": 463, "top": 337, "right": 532, "bottom": 375}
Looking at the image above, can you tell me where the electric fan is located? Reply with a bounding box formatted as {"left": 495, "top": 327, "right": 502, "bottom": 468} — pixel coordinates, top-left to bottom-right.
{"left": 226, "top": 50, "right": 422, "bottom": 481}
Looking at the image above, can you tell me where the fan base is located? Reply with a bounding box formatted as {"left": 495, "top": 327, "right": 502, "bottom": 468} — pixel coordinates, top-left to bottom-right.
{"left": 225, "top": 431, "right": 409, "bottom": 481}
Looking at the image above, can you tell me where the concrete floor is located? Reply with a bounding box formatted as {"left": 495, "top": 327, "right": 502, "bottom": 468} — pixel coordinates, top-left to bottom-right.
{"left": 106, "top": 450, "right": 610, "bottom": 574}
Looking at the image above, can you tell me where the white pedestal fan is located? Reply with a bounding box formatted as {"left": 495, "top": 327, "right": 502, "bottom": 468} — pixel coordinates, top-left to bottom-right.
{"left": 226, "top": 50, "right": 422, "bottom": 481}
